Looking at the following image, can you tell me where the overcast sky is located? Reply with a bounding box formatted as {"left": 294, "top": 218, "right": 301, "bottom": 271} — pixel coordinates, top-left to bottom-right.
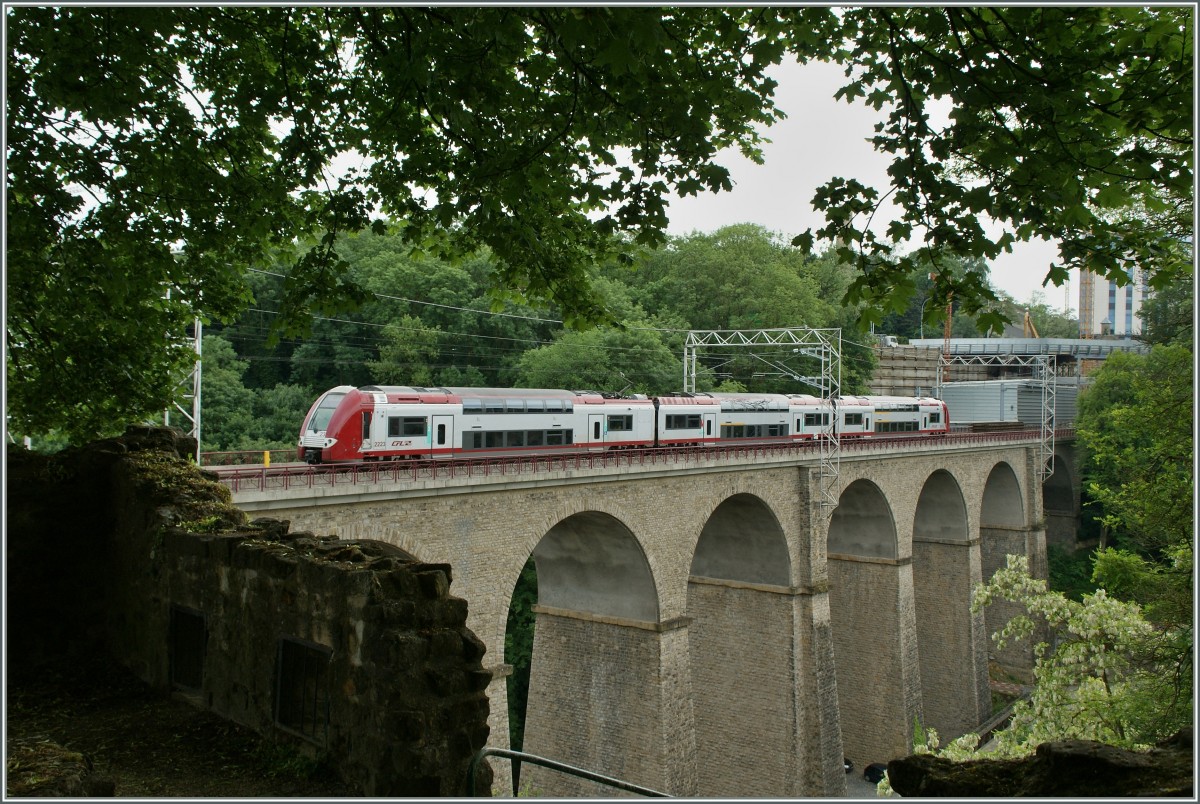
{"left": 663, "top": 59, "right": 1076, "bottom": 314}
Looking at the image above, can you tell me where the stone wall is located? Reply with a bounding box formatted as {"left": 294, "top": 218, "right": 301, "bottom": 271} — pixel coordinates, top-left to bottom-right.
{"left": 6, "top": 428, "right": 492, "bottom": 797}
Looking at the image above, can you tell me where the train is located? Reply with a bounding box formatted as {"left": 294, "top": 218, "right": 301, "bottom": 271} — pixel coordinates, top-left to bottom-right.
{"left": 297, "top": 385, "right": 950, "bottom": 464}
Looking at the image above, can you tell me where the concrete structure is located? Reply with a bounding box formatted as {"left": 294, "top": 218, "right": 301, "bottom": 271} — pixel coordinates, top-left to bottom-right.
{"left": 225, "top": 434, "right": 1053, "bottom": 797}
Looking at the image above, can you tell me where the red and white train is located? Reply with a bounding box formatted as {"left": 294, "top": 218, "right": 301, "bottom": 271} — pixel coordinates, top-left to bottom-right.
{"left": 297, "top": 385, "right": 949, "bottom": 464}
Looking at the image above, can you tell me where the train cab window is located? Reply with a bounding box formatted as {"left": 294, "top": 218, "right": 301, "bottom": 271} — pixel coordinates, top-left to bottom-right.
{"left": 361, "top": 411, "right": 372, "bottom": 441}
{"left": 307, "top": 393, "right": 346, "bottom": 432}
{"left": 463, "top": 399, "right": 483, "bottom": 414}
{"left": 607, "top": 415, "right": 633, "bottom": 431}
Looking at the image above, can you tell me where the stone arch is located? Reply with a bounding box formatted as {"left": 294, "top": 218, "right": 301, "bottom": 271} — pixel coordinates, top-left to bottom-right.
{"left": 911, "top": 470, "right": 989, "bottom": 742}
{"left": 1043, "top": 449, "right": 1079, "bottom": 551}
{"left": 979, "top": 461, "right": 1035, "bottom": 678}
{"left": 691, "top": 492, "right": 791, "bottom": 585}
{"left": 981, "top": 462, "right": 1025, "bottom": 529}
{"left": 914, "top": 470, "right": 969, "bottom": 543}
{"left": 687, "top": 493, "right": 795, "bottom": 795}
{"left": 533, "top": 510, "right": 658, "bottom": 621}
{"left": 828, "top": 479, "right": 897, "bottom": 558}
{"left": 522, "top": 509, "right": 689, "bottom": 796}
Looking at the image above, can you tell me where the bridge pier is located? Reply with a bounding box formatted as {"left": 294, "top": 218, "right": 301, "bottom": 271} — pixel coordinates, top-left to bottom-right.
{"left": 520, "top": 607, "right": 696, "bottom": 797}
{"left": 828, "top": 555, "right": 922, "bottom": 769}
{"left": 686, "top": 578, "right": 843, "bottom": 796}
{"left": 913, "top": 536, "right": 991, "bottom": 741}
{"left": 979, "top": 524, "right": 1048, "bottom": 679}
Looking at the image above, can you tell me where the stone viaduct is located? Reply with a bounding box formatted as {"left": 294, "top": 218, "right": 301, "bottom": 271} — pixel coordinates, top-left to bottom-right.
{"left": 226, "top": 434, "right": 1064, "bottom": 797}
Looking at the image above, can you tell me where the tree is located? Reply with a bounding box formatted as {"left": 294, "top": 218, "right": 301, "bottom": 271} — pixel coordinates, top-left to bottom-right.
{"left": 9, "top": 7, "right": 1191, "bottom": 440}
{"left": 1138, "top": 275, "right": 1194, "bottom": 347}
{"left": 7, "top": 6, "right": 791, "bottom": 440}
{"left": 1075, "top": 345, "right": 1193, "bottom": 557}
{"left": 792, "top": 7, "right": 1193, "bottom": 333}
{"left": 366, "top": 316, "right": 442, "bottom": 387}
{"left": 974, "top": 555, "right": 1191, "bottom": 753}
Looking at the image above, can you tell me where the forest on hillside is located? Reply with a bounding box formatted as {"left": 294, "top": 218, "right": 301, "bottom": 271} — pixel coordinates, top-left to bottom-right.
{"left": 191, "top": 224, "right": 1077, "bottom": 454}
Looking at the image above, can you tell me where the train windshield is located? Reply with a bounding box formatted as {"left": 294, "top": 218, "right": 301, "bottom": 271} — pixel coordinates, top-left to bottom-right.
{"left": 306, "top": 392, "right": 346, "bottom": 432}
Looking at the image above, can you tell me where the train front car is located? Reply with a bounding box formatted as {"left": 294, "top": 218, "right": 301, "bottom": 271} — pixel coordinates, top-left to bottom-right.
{"left": 297, "top": 385, "right": 358, "bottom": 463}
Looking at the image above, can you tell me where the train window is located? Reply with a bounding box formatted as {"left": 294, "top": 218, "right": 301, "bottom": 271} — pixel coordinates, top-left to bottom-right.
{"left": 768, "top": 424, "right": 787, "bottom": 436}
{"left": 607, "top": 415, "right": 633, "bottom": 431}
{"left": 564, "top": 400, "right": 573, "bottom": 413}
{"left": 928, "top": 412, "right": 941, "bottom": 424}
{"left": 507, "top": 431, "right": 526, "bottom": 447}
{"left": 706, "top": 420, "right": 712, "bottom": 436}
{"left": 484, "top": 400, "right": 505, "bottom": 414}
{"left": 593, "top": 421, "right": 601, "bottom": 440}
{"left": 485, "top": 432, "right": 504, "bottom": 448}
{"left": 844, "top": 413, "right": 864, "bottom": 426}
{"left": 463, "top": 433, "right": 483, "bottom": 449}
{"left": 307, "top": 393, "right": 346, "bottom": 432}
{"left": 526, "top": 430, "right": 544, "bottom": 446}
{"left": 665, "top": 414, "right": 701, "bottom": 429}
{"left": 361, "top": 411, "right": 372, "bottom": 441}
{"left": 437, "top": 424, "right": 446, "bottom": 445}
{"left": 506, "top": 399, "right": 525, "bottom": 413}
{"left": 387, "top": 416, "right": 400, "bottom": 437}
{"left": 402, "top": 417, "right": 426, "bottom": 436}
{"left": 527, "top": 400, "right": 545, "bottom": 413}
{"left": 546, "top": 429, "right": 573, "bottom": 445}
{"left": 463, "top": 399, "right": 483, "bottom": 414}
{"left": 545, "top": 400, "right": 563, "bottom": 412}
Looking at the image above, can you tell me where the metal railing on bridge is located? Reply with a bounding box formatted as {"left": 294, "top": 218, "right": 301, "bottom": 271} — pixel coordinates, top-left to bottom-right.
{"left": 211, "top": 429, "right": 1073, "bottom": 495}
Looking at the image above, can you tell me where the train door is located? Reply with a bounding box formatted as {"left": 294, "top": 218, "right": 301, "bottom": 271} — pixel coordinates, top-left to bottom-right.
{"left": 588, "top": 413, "right": 605, "bottom": 450}
{"left": 432, "top": 415, "right": 454, "bottom": 457}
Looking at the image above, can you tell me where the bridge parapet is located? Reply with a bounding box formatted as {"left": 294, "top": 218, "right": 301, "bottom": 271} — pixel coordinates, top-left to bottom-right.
{"left": 225, "top": 429, "right": 1070, "bottom": 510}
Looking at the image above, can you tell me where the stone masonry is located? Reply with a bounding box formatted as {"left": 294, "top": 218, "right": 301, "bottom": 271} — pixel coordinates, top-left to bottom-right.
{"left": 234, "top": 436, "right": 1051, "bottom": 795}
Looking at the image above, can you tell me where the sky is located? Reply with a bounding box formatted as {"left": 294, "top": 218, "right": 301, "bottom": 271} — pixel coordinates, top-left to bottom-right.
{"left": 662, "top": 59, "right": 1077, "bottom": 315}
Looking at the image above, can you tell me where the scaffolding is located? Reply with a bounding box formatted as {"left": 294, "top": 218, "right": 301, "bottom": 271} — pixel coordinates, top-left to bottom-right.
{"left": 936, "top": 353, "right": 1056, "bottom": 481}
{"left": 683, "top": 328, "right": 842, "bottom": 513}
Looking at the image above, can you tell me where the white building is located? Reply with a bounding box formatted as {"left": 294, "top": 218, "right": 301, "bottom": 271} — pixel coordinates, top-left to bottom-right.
{"left": 1077, "top": 265, "right": 1149, "bottom": 338}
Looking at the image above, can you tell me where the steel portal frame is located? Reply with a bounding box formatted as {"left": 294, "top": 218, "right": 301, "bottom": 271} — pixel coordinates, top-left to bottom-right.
{"left": 683, "top": 328, "right": 842, "bottom": 513}
{"left": 936, "top": 353, "right": 1056, "bottom": 481}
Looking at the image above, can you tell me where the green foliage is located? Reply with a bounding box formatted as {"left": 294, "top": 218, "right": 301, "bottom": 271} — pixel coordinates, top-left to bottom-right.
{"left": 1138, "top": 275, "right": 1194, "bottom": 347}
{"left": 1046, "top": 545, "right": 1098, "bottom": 602}
{"left": 11, "top": 8, "right": 1187, "bottom": 440}
{"left": 8, "top": 7, "right": 790, "bottom": 439}
{"left": 972, "top": 555, "right": 1191, "bottom": 753}
{"left": 1076, "top": 345, "right": 1194, "bottom": 555}
{"left": 505, "top": 558, "right": 538, "bottom": 754}
{"left": 793, "top": 7, "right": 1193, "bottom": 333}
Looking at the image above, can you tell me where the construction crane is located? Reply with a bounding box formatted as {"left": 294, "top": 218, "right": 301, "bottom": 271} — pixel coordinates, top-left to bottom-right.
{"left": 1023, "top": 310, "right": 1041, "bottom": 338}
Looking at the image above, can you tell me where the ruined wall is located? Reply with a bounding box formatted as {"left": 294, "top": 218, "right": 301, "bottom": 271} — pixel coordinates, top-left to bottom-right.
{"left": 7, "top": 428, "right": 492, "bottom": 797}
